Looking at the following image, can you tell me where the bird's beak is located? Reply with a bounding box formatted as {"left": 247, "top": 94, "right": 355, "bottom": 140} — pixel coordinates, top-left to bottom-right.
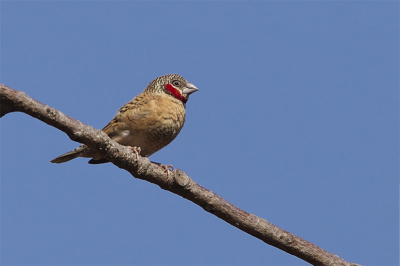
{"left": 182, "top": 82, "right": 199, "bottom": 95}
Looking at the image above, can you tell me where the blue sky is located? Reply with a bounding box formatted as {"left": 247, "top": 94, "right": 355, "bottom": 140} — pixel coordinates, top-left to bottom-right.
{"left": 1, "top": 1, "right": 398, "bottom": 265}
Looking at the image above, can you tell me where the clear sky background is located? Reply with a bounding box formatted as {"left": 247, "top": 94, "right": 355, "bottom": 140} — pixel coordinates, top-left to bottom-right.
{"left": 1, "top": 1, "right": 398, "bottom": 265}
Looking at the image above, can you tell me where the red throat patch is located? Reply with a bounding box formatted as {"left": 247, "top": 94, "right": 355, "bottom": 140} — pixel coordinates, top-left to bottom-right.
{"left": 164, "top": 84, "right": 187, "bottom": 103}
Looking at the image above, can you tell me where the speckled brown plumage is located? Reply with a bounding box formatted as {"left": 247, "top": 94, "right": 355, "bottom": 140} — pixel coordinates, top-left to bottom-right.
{"left": 51, "top": 74, "right": 198, "bottom": 164}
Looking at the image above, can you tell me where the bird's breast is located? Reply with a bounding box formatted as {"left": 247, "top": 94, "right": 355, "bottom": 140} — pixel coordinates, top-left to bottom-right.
{"left": 145, "top": 98, "right": 186, "bottom": 140}
{"left": 123, "top": 96, "right": 186, "bottom": 156}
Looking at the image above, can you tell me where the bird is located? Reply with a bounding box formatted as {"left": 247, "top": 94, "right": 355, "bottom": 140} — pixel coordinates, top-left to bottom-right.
{"left": 51, "top": 74, "right": 198, "bottom": 164}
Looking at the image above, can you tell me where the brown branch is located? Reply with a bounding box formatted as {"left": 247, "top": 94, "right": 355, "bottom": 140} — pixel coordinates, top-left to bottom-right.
{"left": 0, "top": 84, "right": 361, "bottom": 266}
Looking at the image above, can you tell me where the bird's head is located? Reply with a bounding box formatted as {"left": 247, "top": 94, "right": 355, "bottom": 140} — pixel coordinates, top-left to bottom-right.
{"left": 146, "top": 74, "right": 198, "bottom": 104}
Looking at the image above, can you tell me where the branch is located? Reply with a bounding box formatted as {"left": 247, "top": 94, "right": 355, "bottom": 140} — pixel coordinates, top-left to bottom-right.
{"left": 0, "top": 84, "right": 361, "bottom": 266}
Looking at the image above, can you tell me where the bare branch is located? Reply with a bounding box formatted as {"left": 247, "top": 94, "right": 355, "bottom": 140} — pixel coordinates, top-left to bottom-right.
{"left": 0, "top": 84, "right": 361, "bottom": 266}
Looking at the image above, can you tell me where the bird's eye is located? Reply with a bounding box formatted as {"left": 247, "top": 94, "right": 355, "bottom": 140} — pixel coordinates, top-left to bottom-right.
{"left": 172, "top": 80, "right": 180, "bottom": 86}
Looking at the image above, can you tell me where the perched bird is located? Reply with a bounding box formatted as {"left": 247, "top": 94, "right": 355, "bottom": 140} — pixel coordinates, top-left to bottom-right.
{"left": 51, "top": 74, "right": 198, "bottom": 164}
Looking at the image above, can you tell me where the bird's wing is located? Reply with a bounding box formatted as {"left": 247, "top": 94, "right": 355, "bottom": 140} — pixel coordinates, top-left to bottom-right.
{"left": 102, "top": 93, "right": 153, "bottom": 143}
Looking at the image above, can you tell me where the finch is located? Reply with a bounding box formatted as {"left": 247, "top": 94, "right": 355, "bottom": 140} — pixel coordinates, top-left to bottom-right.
{"left": 51, "top": 74, "right": 198, "bottom": 164}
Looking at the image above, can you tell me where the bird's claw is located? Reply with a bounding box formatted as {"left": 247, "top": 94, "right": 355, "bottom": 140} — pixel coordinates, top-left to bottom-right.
{"left": 129, "top": 146, "right": 141, "bottom": 160}
{"left": 165, "top": 164, "right": 173, "bottom": 171}
{"left": 155, "top": 163, "right": 173, "bottom": 179}
{"left": 161, "top": 164, "right": 173, "bottom": 179}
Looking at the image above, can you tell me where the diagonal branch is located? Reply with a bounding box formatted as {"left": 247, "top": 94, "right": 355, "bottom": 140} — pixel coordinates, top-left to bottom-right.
{"left": 0, "top": 84, "right": 361, "bottom": 266}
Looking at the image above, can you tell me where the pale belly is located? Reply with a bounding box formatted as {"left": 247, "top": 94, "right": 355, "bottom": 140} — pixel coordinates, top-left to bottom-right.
{"left": 114, "top": 119, "right": 184, "bottom": 157}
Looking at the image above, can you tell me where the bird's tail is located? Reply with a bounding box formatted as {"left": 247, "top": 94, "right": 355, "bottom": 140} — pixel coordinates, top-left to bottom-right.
{"left": 50, "top": 145, "right": 88, "bottom": 164}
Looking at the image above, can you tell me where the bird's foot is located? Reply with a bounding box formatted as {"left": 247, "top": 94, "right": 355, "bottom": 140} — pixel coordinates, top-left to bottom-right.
{"left": 129, "top": 146, "right": 141, "bottom": 160}
{"left": 162, "top": 164, "right": 173, "bottom": 180}
{"left": 153, "top": 162, "right": 173, "bottom": 179}
{"left": 162, "top": 164, "right": 174, "bottom": 172}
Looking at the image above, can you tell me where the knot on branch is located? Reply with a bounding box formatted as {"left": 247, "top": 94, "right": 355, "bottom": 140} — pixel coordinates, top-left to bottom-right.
{"left": 173, "top": 169, "right": 192, "bottom": 189}
{"left": 278, "top": 232, "right": 293, "bottom": 245}
{"left": 137, "top": 157, "right": 152, "bottom": 175}
{"left": 46, "top": 106, "right": 57, "bottom": 119}
{"left": 69, "top": 130, "right": 82, "bottom": 142}
{"left": 203, "top": 204, "right": 215, "bottom": 213}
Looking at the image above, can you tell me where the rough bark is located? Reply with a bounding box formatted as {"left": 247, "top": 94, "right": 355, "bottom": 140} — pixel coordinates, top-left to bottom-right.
{"left": 0, "top": 84, "right": 361, "bottom": 266}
